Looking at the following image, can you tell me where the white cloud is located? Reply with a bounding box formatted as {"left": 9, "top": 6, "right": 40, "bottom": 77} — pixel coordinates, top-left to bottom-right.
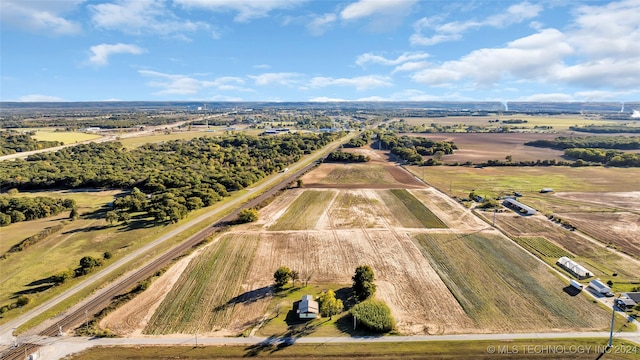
{"left": 250, "top": 73, "right": 303, "bottom": 86}
{"left": 411, "top": 1, "right": 542, "bottom": 46}
{"left": 0, "top": 0, "right": 83, "bottom": 35}
{"left": 174, "top": 0, "right": 305, "bottom": 22}
{"left": 89, "top": 43, "right": 145, "bottom": 66}
{"left": 340, "top": 0, "right": 416, "bottom": 20}
{"left": 309, "top": 96, "right": 347, "bottom": 102}
{"left": 392, "top": 61, "right": 429, "bottom": 73}
{"left": 253, "top": 64, "right": 271, "bottom": 69}
{"left": 569, "top": 0, "right": 640, "bottom": 59}
{"left": 309, "top": 75, "right": 392, "bottom": 91}
{"left": 412, "top": 29, "right": 573, "bottom": 86}
{"left": 307, "top": 13, "right": 337, "bottom": 36}
{"left": 139, "top": 70, "right": 249, "bottom": 95}
{"left": 517, "top": 93, "right": 575, "bottom": 102}
{"left": 90, "top": 0, "right": 207, "bottom": 36}
{"left": 18, "top": 94, "right": 66, "bottom": 102}
{"left": 355, "top": 52, "right": 429, "bottom": 67}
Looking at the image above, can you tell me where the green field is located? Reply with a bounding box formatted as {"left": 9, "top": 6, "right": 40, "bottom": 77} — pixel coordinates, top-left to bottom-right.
{"left": 31, "top": 130, "right": 102, "bottom": 144}
{"left": 380, "top": 189, "right": 447, "bottom": 228}
{"left": 317, "top": 164, "right": 399, "bottom": 185}
{"left": 413, "top": 232, "right": 611, "bottom": 331}
{"left": 68, "top": 338, "right": 639, "bottom": 359}
{"left": 144, "top": 233, "right": 259, "bottom": 334}
{"left": 400, "top": 114, "right": 621, "bottom": 131}
{"left": 269, "top": 190, "right": 336, "bottom": 230}
{"left": 407, "top": 166, "right": 640, "bottom": 201}
{"left": 118, "top": 130, "right": 224, "bottom": 148}
{"left": 514, "top": 236, "right": 574, "bottom": 259}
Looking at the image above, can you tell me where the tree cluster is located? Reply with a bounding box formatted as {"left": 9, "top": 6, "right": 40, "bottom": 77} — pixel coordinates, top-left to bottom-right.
{"left": 1, "top": 133, "right": 339, "bottom": 224}
{"left": 569, "top": 125, "right": 640, "bottom": 134}
{"left": 325, "top": 151, "right": 370, "bottom": 163}
{"left": 350, "top": 300, "right": 395, "bottom": 333}
{"left": 318, "top": 289, "right": 344, "bottom": 319}
{"left": 0, "top": 130, "right": 62, "bottom": 155}
{"left": 564, "top": 148, "right": 640, "bottom": 167}
{"left": 526, "top": 136, "right": 640, "bottom": 150}
{"left": 1, "top": 113, "right": 186, "bottom": 130}
{"left": 0, "top": 195, "right": 75, "bottom": 226}
{"left": 376, "top": 131, "right": 457, "bottom": 164}
{"left": 344, "top": 131, "right": 373, "bottom": 148}
{"left": 273, "top": 266, "right": 300, "bottom": 288}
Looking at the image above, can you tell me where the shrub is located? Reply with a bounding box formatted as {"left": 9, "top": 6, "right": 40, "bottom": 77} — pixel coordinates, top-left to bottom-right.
{"left": 237, "top": 208, "right": 259, "bottom": 223}
{"left": 16, "top": 296, "right": 30, "bottom": 307}
{"left": 273, "top": 266, "right": 291, "bottom": 288}
{"left": 350, "top": 300, "right": 395, "bottom": 333}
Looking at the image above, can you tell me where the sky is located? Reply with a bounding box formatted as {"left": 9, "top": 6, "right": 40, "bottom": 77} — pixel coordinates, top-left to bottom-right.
{"left": 1, "top": 0, "right": 639, "bottom": 103}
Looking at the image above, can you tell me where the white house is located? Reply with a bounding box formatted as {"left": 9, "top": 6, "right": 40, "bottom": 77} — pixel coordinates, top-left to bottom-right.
{"left": 297, "top": 295, "right": 319, "bottom": 319}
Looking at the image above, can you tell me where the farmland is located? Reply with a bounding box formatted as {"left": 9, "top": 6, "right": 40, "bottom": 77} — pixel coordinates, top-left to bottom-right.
{"left": 400, "top": 114, "right": 621, "bottom": 131}
{"left": 144, "top": 233, "right": 259, "bottom": 335}
{"left": 413, "top": 232, "right": 610, "bottom": 331}
{"left": 104, "top": 148, "right": 622, "bottom": 338}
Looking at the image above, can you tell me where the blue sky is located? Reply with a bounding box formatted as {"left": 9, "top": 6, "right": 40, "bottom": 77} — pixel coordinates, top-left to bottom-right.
{"left": 1, "top": 0, "right": 639, "bottom": 102}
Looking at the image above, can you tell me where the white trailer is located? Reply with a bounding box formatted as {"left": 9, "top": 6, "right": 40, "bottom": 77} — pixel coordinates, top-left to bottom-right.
{"left": 569, "top": 279, "right": 583, "bottom": 290}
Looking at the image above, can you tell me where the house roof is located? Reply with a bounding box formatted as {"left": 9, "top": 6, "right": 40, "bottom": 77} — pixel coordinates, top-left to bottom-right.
{"left": 623, "top": 292, "right": 640, "bottom": 303}
{"left": 298, "top": 295, "right": 319, "bottom": 314}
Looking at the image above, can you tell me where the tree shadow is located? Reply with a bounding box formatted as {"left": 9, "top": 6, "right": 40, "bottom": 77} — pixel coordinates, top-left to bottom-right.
{"left": 214, "top": 286, "right": 273, "bottom": 312}
{"left": 13, "top": 284, "right": 55, "bottom": 297}
{"left": 334, "top": 287, "right": 357, "bottom": 310}
{"left": 25, "top": 275, "right": 58, "bottom": 287}
{"left": 562, "top": 286, "right": 582, "bottom": 297}
{"left": 116, "top": 218, "right": 158, "bottom": 232}
{"left": 62, "top": 224, "right": 111, "bottom": 234}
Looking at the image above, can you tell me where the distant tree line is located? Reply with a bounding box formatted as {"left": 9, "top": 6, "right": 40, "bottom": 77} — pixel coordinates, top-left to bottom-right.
{"left": 0, "top": 114, "right": 187, "bottom": 129}
{"left": 564, "top": 148, "right": 640, "bottom": 167}
{"left": 0, "top": 133, "right": 339, "bottom": 224}
{"left": 569, "top": 125, "right": 640, "bottom": 134}
{"left": 0, "top": 131, "right": 62, "bottom": 155}
{"left": 0, "top": 195, "right": 75, "bottom": 226}
{"left": 325, "top": 151, "right": 370, "bottom": 163}
{"left": 526, "top": 136, "right": 640, "bottom": 150}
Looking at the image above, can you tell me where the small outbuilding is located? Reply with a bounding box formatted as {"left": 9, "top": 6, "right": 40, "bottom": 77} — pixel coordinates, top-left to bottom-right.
{"left": 502, "top": 198, "right": 536, "bottom": 215}
{"left": 557, "top": 257, "right": 592, "bottom": 279}
{"left": 615, "top": 298, "right": 636, "bottom": 310}
{"left": 540, "top": 188, "right": 554, "bottom": 193}
{"left": 297, "top": 295, "right": 319, "bottom": 319}
{"left": 588, "top": 279, "right": 613, "bottom": 296}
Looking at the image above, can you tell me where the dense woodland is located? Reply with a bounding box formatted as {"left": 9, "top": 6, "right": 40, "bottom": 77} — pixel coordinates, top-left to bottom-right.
{"left": 564, "top": 148, "right": 640, "bottom": 166}
{"left": 0, "top": 132, "right": 339, "bottom": 223}
{"left": 0, "top": 195, "right": 75, "bottom": 226}
{"left": 569, "top": 124, "right": 640, "bottom": 133}
{"left": 0, "top": 113, "right": 188, "bottom": 129}
{"left": 376, "top": 131, "right": 457, "bottom": 164}
{"left": 0, "top": 131, "right": 62, "bottom": 155}
{"left": 526, "top": 136, "right": 640, "bottom": 150}
{"left": 325, "top": 151, "right": 370, "bottom": 163}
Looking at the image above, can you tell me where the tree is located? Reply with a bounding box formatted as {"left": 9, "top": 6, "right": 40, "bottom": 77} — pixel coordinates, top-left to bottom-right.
{"left": 78, "top": 256, "right": 103, "bottom": 276}
{"left": 290, "top": 270, "right": 300, "bottom": 287}
{"left": 318, "top": 289, "right": 344, "bottom": 319}
{"left": 505, "top": 155, "right": 513, "bottom": 162}
{"left": 69, "top": 207, "right": 79, "bottom": 221}
{"left": 296, "top": 179, "right": 304, "bottom": 188}
{"left": 105, "top": 210, "right": 119, "bottom": 225}
{"left": 352, "top": 265, "right": 376, "bottom": 301}
{"left": 273, "top": 266, "right": 292, "bottom": 288}
{"left": 238, "top": 208, "right": 259, "bottom": 223}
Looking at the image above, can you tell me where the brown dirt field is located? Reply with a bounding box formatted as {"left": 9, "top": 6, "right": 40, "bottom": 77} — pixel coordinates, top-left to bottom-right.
{"left": 554, "top": 191, "right": 640, "bottom": 212}
{"left": 245, "top": 230, "right": 475, "bottom": 334}
{"left": 560, "top": 212, "right": 640, "bottom": 258}
{"left": 409, "top": 189, "right": 489, "bottom": 231}
{"left": 405, "top": 132, "right": 565, "bottom": 163}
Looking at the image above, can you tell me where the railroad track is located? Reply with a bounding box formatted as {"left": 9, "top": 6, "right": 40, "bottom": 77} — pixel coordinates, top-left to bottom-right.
{"left": 1, "top": 158, "right": 323, "bottom": 360}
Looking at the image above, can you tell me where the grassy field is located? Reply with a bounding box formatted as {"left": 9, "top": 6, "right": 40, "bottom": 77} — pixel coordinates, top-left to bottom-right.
{"left": 329, "top": 191, "right": 382, "bottom": 228}
{"left": 400, "top": 114, "right": 621, "bottom": 131}
{"left": 255, "top": 284, "right": 351, "bottom": 338}
{"left": 269, "top": 190, "right": 335, "bottom": 230}
{"left": 496, "top": 215, "right": 640, "bottom": 285}
{"left": 315, "top": 164, "right": 399, "bottom": 185}
{"left": 118, "top": 130, "right": 224, "bottom": 148}
{"left": 388, "top": 189, "right": 447, "bottom": 228}
{"left": 29, "top": 130, "right": 102, "bottom": 144}
{"left": 514, "top": 236, "right": 574, "bottom": 260}
{"left": 413, "top": 232, "right": 611, "bottom": 331}
{"left": 144, "top": 233, "right": 259, "bottom": 335}
{"left": 407, "top": 166, "right": 640, "bottom": 201}
{"left": 68, "top": 338, "right": 640, "bottom": 359}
